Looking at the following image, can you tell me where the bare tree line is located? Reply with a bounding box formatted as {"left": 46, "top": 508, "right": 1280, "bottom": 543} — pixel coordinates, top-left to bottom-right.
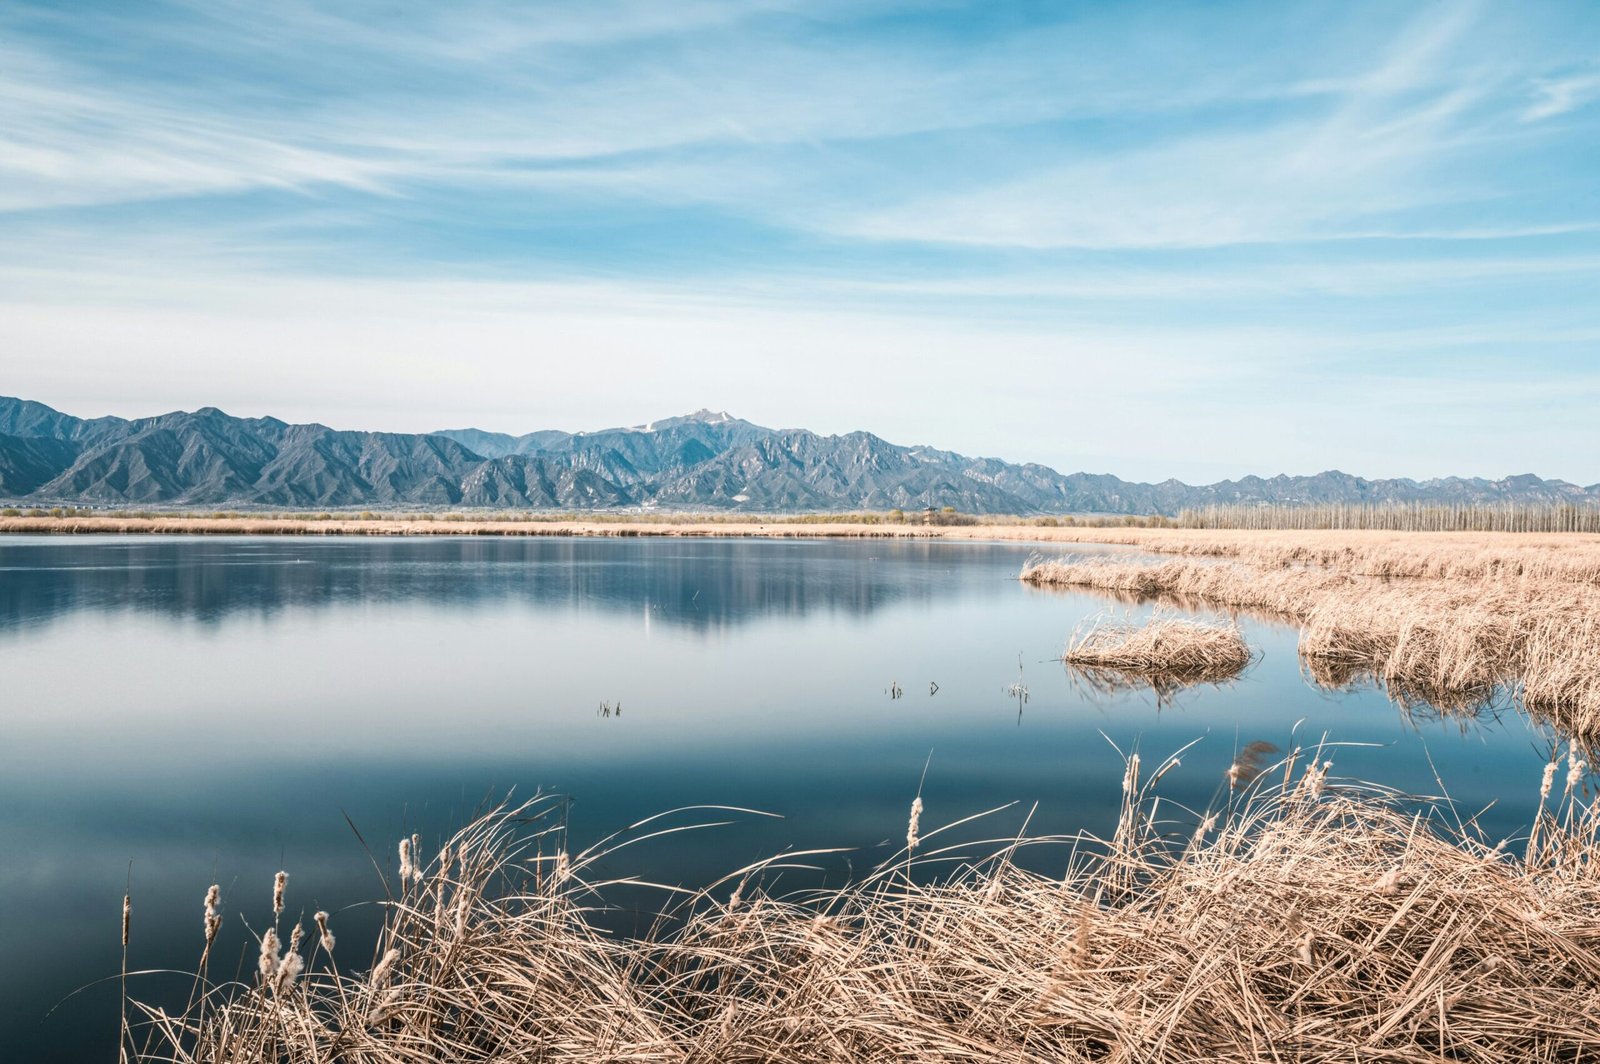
{"left": 1172, "top": 502, "right": 1600, "bottom": 533}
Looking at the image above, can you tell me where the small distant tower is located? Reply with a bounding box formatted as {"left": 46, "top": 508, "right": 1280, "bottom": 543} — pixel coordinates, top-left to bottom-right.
{"left": 921, "top": 506, "right": 936, "bottom": 525}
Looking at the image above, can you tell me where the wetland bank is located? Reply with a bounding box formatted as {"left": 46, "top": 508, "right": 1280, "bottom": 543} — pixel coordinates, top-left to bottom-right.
{"left": 1, "top": 529, "right": 1595, "bottom": 1061}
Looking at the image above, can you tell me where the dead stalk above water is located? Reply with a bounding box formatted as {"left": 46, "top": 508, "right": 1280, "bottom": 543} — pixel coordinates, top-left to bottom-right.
{"left": 129, "top": 761, "right": 1600, "bottom": 1064}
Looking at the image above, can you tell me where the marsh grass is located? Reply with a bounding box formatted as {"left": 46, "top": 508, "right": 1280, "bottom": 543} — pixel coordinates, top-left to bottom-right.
{"left": 1064, "top": 611, "right": 1252, "bottom": 678}
{"left": 1061, "top": 611, "right": 1253, "bottom": 704}
{"left": 128, "top": 754, "right": 1600, "bottom": 1064}
{"left": 1022, "top": 556, "right": 1600, "bottom": 746}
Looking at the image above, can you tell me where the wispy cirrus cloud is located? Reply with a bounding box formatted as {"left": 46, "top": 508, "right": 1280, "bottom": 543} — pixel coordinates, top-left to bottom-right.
{"left": 1523, "top": 70, "right": 1600, "bottom": 121}
{"left": 5, "top": 1, "right": 1535, "bottom": 218}
{"left": 828, "top": 4, "right": 1536, "bottom": 249}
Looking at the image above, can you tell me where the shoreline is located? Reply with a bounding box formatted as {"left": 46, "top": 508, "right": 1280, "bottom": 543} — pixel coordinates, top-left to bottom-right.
{"left": 0, "top": 515, "right": 996, "bottom": 539}
{"left": 8, "top": 514, "right": 1600, "bottom": 548}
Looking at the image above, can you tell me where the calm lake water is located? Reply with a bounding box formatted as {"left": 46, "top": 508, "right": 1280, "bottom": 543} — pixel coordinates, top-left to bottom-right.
{"left": 0, "top": 535, "right": 1557, "bottom": 1061}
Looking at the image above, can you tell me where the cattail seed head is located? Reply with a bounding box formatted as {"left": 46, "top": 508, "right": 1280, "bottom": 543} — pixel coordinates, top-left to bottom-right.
{"left": 204, "top": 884, "right": 222, "bottom": 945}
{"left": 371, "top": 947, "right": 400, "bottom": 988}
{"left": 272, "top": 871, "right": 288, "bottom": 916}
{"left": 553, "top": 850, "right": 571, "bottom": 886}
{"left": 269, "top": 924, "right": 304, "bottom": 994}
{"left": 367, "top": 985, "right": 404, "bottom": 1026}
{"left": 258, "top": 927, "right": 280, "bottom": 983}
{"left": 1122, "top": 753, "right": 1140, "bottom": 794}
{"left": 275, "top": 948, "right": 303, "bottom": 995}
{"left": 1226, "top": 762, "right": 1241, "bottom": 788}
{"left": 314, "top": 910, "right": 335, "bottom": 952}
{"left": 906, "top": 796, "right": 923, "bottom": 854}
{"left": 398, "top": 838, "right": 414, "bottom": 882}
{"left": 122, "top": 894, "right": 131, "bottom": 948}
{"left": 1307, "top": 760, "right": 1331, "bottom": 801}
{"left": 410, "top": 834, "right": 423, "bottom": 882}
{"left": 1540, "top": 760, "right": 1559, "bottom": 801}
{"left": 1566, "top": 757, "right": 1588, "bottom": 797}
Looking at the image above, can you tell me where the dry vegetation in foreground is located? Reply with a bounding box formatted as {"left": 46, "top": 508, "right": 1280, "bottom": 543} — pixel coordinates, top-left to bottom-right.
{"left": 1061, "top": 612, "right": 1253, "bottom": 701}
{"left": 130, "top": 754, "right": 1600, "bottom": 1064}
{"left": 1022, "top": 550, "right": 1600, "bottom": 746}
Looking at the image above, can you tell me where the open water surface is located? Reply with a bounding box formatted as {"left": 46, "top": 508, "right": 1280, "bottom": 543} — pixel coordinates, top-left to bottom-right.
{"left": 0, "top": 535, "right": 1557, "bottom": 1061}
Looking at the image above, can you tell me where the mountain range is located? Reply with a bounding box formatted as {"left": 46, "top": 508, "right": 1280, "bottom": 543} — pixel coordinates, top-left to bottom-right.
{"left": 2, "top": 395, "right": 1596, "bottom": 515}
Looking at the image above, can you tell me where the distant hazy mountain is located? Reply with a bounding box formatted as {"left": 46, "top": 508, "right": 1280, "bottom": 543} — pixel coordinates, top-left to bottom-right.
{"left": 3, "top": 396, "right": 1596, "bottom": 514}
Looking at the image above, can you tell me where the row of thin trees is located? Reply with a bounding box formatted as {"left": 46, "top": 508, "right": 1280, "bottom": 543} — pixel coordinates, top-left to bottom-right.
{"left": 1171, "top": 502, "right": 1600, "bottom": 533}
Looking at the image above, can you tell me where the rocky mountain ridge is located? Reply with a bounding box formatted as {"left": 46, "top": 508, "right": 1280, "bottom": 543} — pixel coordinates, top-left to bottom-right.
{"left": 3, "top": 396, "right": 1595, "bottom": 514}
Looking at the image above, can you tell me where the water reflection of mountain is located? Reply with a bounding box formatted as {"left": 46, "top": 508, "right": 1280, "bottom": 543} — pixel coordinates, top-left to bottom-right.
{"left": 0, "top": 537, "right": 1027, "bottom": 633}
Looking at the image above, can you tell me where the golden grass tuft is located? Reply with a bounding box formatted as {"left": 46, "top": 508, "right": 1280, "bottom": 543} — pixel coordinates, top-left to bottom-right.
{"left": 1061, "top": 611, "right": 1253, "bottom": 701}
{"left": 130, "top": 759, "right": 1600, "bottom": 1063}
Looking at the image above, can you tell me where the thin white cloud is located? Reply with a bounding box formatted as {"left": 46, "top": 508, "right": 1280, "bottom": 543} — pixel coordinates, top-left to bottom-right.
{"left": 832, "top": 6, "right": 1502, "bottom": 249}
{"left": 811, "top": 253, "right": 1600, "bottom": 302}
{"left": 0, "top": 9, "right": 1085, "bottom": 212}
{"left": 1523, "top": 71, "right": 1600, "bottom": 121}
{"left": 0, "top": 43, "right": 404, "bottom": 211}
{"left": 831, "top": 119, "right": 1463, "bottom": 249}
{"left": 0, "top": 0, "right": 1539, "bottom": 219}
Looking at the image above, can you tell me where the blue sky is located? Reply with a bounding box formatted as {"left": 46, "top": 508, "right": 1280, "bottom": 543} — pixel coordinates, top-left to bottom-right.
{"left": 2, "top": 1, "right": 1598, "bottom": 482}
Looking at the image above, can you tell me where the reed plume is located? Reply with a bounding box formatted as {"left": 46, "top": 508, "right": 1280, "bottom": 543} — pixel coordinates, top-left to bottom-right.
{"left": 203, "top": 885, "right": 221, "bottom": 947}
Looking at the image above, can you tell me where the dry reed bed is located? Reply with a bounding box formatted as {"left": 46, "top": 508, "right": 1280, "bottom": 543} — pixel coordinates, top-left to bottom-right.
{"left": 1022, "top": 557, "right": 1600, "bottom": 743}
{"left": 133, "top": 757, "right": 1600, "bottom": 1064}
